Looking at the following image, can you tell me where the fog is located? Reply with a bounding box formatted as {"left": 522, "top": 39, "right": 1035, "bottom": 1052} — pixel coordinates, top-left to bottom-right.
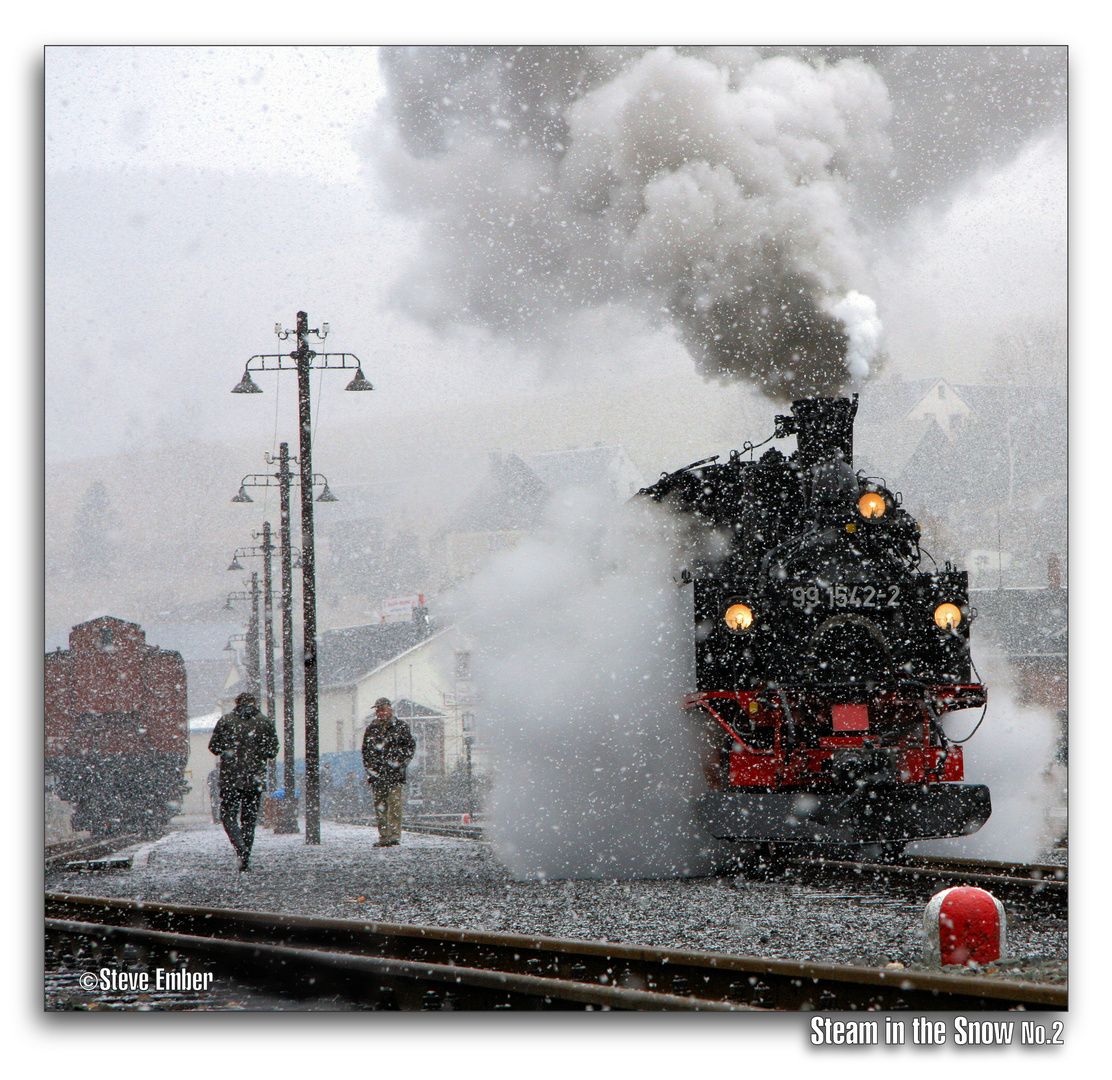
{"left": 46, "top": 45, "right": 1065, "bottom": 607}
{"left": 45, "top": 46, "right": 1067, "bottom": 873}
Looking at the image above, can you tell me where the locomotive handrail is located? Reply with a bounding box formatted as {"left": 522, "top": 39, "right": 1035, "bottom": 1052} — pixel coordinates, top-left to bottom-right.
{"left": 683, "top": 693, "right": 778, "bottom": 755}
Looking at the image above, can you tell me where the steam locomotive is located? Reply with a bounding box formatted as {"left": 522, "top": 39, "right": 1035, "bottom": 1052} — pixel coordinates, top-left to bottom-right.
{"left": 640, "top": 395, "right": 990, "bottom": 852}
{"left": 45, "top": 616, "right": 189, "bottom": 839}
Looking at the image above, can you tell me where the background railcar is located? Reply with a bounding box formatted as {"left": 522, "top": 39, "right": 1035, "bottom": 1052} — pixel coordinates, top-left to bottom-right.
{"left": 45, "top": 616, "right": 189, "bottom": 838}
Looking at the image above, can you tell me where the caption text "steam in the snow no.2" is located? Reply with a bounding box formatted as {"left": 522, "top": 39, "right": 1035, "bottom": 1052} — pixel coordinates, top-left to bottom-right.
{"left": 811, "top": 1016, "right": 1064, "bottom": 1047}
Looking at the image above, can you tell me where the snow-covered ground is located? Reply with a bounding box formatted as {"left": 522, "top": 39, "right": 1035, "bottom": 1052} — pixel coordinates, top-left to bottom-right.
{"left": 45, "top": 816, "right": 1066, "bottom": 971}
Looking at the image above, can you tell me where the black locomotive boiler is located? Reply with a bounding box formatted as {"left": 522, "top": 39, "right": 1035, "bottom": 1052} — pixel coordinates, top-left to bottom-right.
{"left": 640, "top": 395, "right": 990, "bottom": 851}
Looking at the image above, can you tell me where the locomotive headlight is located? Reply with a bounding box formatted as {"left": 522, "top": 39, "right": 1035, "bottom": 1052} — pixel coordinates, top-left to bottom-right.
{"left": 858, "top": 492, "right": 887, "bottom": 519}
{"left": 724, "top": 603, "right": 754, "bottom": 631}
{"left": 933, "top": 603, "right": 962, "bottom": 630}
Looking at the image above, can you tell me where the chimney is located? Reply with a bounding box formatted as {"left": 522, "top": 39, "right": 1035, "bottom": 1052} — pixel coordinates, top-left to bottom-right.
{"left": 777, "top": 395, "right": 860, "bottom": 473}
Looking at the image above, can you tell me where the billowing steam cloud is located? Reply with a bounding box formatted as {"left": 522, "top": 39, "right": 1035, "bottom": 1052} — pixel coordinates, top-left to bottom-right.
{"left": 455, "top": 484, "right": 716, "bottom": 880}
{"left": 913, "top": 645, "right": 1066, "bottom": 863}
{"left": 368, "top": 46, "right": 894, "bottom": 398}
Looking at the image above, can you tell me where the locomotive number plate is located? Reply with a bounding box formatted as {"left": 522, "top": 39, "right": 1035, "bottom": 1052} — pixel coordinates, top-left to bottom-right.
{"left": 790, "top": 583, "right": 899, "bottom": 610}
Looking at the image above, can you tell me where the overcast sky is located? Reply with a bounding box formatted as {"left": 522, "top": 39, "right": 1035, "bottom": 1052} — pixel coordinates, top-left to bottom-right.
{"left": 20, "top": 16, "right": 1112, "bottom": 1075}
{"left": 44, "top": 44, "right": 1069, "bottom": 466}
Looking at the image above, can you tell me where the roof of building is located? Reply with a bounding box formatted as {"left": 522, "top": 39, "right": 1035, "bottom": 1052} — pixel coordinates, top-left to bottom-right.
{"left": 317, "top": 617, "right": 444, "bottom": 689}
{"left": 447, "top": 452, "right": 549, "bottom": 533}
{"left": 529, "top": 445, "right": 643, "bottom": 493}
{"left": 362, "top": 696, "right": 448, "bottom": 722}
{"left": 188, "top": 710, "right": 221, "bottom": 734}
{"left": 969, "top": 587, "right": 1068, "bottom": 657}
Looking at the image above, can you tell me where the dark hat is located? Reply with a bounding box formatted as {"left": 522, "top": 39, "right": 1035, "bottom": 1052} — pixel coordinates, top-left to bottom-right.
{"left": 235, "top": 692, "right": 256, "bottom": 707}
{"left": 374, "top": 697, "right": 392, "bottom": 708}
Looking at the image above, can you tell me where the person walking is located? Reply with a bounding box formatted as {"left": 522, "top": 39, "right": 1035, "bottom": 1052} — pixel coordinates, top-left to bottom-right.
{"left": 208, "top": 692, "right": 279, "bottom": 870}
{"left": 206, "top": 763, "right": 221, "bottom": 824}
{"left": 361, "top": 697, "right": 415, "bottom": 847}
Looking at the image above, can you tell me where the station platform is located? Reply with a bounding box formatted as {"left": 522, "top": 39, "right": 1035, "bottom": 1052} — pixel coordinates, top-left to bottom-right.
{"left": 46, "top": 816, "right": 505, "bottom": 930}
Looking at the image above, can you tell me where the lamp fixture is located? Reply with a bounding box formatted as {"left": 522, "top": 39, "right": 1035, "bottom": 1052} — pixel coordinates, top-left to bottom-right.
{"left": 232, "top": 370, "right": 263, "bottom": 394}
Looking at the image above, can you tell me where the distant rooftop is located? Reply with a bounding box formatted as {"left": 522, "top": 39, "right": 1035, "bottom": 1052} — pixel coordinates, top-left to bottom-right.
{"left": 317, "top": 617, "right": 444, "bottom": 689}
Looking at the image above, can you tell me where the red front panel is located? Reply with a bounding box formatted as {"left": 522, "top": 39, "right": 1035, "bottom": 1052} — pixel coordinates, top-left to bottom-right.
{"left": 832, "top": 704, "right": 869, "bottom": 731}
{"left": 688, "top": 689, "right": 970, "bottom": 790}
{"left": 728, "top": 750, "right": 780, "bottom": 786}
{"left": 899, "top": 745, "right": 964, "bottom": 782}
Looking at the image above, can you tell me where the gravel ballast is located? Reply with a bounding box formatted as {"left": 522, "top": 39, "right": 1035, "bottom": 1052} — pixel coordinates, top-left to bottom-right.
{"left": 45, "top": 817, "right": 1067, "bottom": 976}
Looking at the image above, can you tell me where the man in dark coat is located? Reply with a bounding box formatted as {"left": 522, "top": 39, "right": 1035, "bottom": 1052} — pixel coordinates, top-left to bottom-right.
{"left": 361, "top": 697, "right": 416, "bottom": 847}
{"left": 208, "top": 692, "right": 279, "bottom": 870}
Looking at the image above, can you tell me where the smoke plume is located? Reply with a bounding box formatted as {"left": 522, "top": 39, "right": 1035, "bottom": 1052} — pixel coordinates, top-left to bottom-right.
{"left": 367, "top": 46, "right": 894, "bottom": 398}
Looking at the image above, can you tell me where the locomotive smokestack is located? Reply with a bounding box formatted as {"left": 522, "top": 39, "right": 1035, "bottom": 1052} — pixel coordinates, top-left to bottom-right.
{"left": 776, "top": 395, "right": 860, "bottom": 473}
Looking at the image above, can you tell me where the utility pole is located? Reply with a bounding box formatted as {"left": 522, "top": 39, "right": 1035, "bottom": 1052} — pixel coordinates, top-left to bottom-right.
{"left": 232, "top": 312, "right": 372, "bottom": 844}
{"left": 292, "top": 313, "right": 323, "bottom": 845}
{"left": 276, "top": 445, "right": 298, "bottom": 834}
{"left": 246, "top": 572, "right": 261, "bottom": 701}
{"left": 223, "top": 581, "right": 260, "bottom": 700}
{"left": 233, "top": 446, "right": 323, "bottom": 834}
{"left": 228, "top": 529, "right": 278, "bottom": 793}
{"left": 258, "top": 525, "right": 276, "bottom": 795}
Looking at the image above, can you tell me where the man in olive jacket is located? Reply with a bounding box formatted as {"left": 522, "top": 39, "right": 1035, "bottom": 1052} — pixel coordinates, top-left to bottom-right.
{"left": 209, "top": 692, "right": 279, "bottom": 870}
{"left": 361, "top": 697, "right": 416, "bottom": 847}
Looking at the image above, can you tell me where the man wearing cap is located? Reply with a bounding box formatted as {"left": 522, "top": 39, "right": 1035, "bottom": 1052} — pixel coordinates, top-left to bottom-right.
{"left": 208, "top": 692, "right": 279, "bottom": 871}
{"left": 361, "top": 698, "right": 416, "bottom": 847}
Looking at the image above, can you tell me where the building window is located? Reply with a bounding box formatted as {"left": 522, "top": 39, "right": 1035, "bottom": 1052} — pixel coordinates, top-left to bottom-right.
{"left": 461, "top": 711, "right": 475, "bottom": 733}
{"left": 417, "top": 719, "right": 444, "bottom": 777}
{"left": 455, "top": 651, "right": 471, "bottom": 679}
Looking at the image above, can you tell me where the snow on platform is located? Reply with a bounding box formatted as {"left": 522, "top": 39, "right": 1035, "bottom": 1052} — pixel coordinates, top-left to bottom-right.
{"left": 43, "top": 816, "right": 1068, "bottom": 969}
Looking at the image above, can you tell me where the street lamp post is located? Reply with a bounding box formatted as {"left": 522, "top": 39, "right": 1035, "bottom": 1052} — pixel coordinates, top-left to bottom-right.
{"left": 228, "top": 527, "right": 281, "bottom": 791}
{"left": 232, "top": 449, "right": 334, "bottom": 835}
{"left": 463, "top": 735, "right": 476, "bottom": 822}
{"left": 224, "top": 582, "right": 261, "bottom": 701}
{"left": 232, "top": 312, "right": 372, "bottom": 844}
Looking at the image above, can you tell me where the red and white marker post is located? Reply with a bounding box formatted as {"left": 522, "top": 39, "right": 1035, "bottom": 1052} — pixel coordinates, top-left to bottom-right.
{"left": 924, "top": 886, "right": 1007, "bottom": 967}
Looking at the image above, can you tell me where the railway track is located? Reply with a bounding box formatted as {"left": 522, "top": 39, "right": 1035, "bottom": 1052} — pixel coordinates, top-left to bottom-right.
{"left": 396, "top": 825, "right": 1067, "bottom": 912}
{"left": 326, "top": 818, "right": 485, "bottom": 840}
{"left": 782, "top": 853, "right": 1067, "bottom": 912}
{"left": 45, "top": 892, "right": 1065, "bottom": 1011}
{"left": 45, "top": 834, "right": 142, "bottom": 871}
{"left": 403, "top": 822, "right": 484, "bottom": 840}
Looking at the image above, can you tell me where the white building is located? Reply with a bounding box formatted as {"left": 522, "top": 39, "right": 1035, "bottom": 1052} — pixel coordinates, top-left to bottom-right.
{"left": 183, "top": 710, "right": 220, "bottom": 817}
{"left": 218, "top": 611, "right": 485, "bottom": 799}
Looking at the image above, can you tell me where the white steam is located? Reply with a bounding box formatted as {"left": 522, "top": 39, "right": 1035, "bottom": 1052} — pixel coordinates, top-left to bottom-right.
{"left": 829, "top": 290, "right": 883, "bottom": 383}
{"left": 458, "top": 483, "right": 1065, "bottom": 875}
{"left": 912, "top": 645, "right": 1066, "bottom": 862}
{"left": 457, "top": 484, "right": 716, "bottom": 880}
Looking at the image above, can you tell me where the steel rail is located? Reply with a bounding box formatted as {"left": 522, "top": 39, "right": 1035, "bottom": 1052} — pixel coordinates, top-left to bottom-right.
{"left": 897, "top": 854, "right": 1067, "bottom": 881}
{"left": 45, "top": 835, "right": 142, "bottom": 870}
{"left": 784, "top": 853, "right": 1067, "bottom": 911}
{"left": 323, "top": 820, "right": 484, "bottom": 840}
{"left": 403, "top": 823, "right": 484, "bottom": 840}
{"left": 45, "top": 917, "right": 746, "bottom": 1011}
{"left": 45, "top": 892, "right": 1066, "bottom": 1011}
